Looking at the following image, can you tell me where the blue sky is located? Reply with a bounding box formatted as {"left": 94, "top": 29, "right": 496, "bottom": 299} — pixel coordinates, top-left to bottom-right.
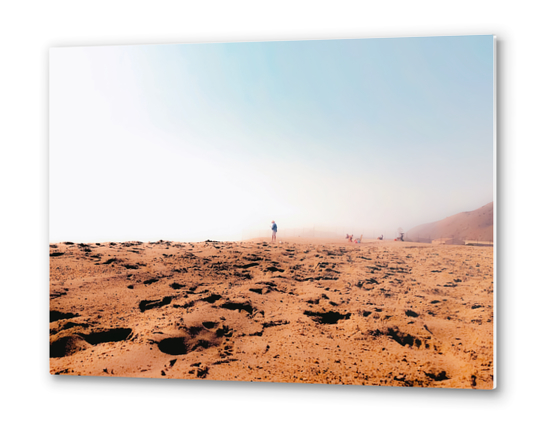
{"left": 50, "top": 35, "right": 494, "bottom": 242}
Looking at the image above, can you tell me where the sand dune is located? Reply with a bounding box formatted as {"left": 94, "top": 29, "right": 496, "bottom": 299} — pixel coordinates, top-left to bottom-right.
{"left": 50, "top": 238, "right": 494, "bottom": 388}
{"left": 406, "top": 202, "right": 493, "bottom": 243}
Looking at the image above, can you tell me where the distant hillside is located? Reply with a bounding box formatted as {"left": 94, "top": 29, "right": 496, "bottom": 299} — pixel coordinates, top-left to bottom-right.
{"left": 406, "top": 202, "right": 493, "bottom": 243}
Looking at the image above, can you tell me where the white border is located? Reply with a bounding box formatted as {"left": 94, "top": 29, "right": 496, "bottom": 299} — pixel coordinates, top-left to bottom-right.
{"left": 2, "top": 1, "right": 541, "bottom": 423}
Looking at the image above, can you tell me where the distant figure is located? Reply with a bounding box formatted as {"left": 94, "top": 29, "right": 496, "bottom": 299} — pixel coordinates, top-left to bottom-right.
{"left": 377, "top": 235, "right": 383, "bottom": 240}
{"left": 271, "top": 221, "right": 277, "bottom": 242}
{"left": 346, "top": 234, "right": 353, "bottom": 242}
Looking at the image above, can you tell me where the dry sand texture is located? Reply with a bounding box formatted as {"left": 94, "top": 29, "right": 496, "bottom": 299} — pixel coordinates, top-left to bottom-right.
{"left": 50, "top": 238, "right": 494, "bottom": 389}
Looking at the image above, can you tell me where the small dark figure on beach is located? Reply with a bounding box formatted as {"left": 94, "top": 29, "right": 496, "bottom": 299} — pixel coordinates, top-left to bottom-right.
{"left": 377, "top": 235, "right": 383, "bottom": 240}
{"left": 271, "top": 221, "right": 277, "bottom": 242}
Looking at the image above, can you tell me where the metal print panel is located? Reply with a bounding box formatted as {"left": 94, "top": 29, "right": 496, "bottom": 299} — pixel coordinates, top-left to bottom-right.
{"left": 49, "top": 35, "right": 495, "bottom": 388}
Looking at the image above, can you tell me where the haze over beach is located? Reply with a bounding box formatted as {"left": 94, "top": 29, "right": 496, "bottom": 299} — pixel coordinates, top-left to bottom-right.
{"left": 49, "top": 36, "right": 494, "bottom": 388}
{"left": 50, "top": 35, "right": 494, "bottom": 243}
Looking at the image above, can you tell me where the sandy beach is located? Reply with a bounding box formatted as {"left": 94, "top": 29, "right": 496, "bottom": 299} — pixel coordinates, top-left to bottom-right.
{"left": 50, "top": 238, "right": 493, "bottom": 388}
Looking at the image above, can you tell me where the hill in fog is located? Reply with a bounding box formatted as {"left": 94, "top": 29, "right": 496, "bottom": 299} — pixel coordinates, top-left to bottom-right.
{"left": 406, "top": 202, "right": 493, "bottom": 243}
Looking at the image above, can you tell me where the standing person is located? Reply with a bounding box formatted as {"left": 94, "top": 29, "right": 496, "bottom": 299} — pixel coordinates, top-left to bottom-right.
{"left": 271, "top": 220, "right": 277, "bottom": 242}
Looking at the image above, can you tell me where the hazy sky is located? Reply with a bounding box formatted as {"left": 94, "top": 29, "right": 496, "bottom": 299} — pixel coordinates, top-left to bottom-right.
{"left": 50, "top": 35, "right": 494, "bottom": 242}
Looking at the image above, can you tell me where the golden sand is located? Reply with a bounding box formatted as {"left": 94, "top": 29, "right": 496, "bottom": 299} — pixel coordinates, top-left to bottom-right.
{"left": 50, "top": 238, "right": 494, "bottom": 389}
